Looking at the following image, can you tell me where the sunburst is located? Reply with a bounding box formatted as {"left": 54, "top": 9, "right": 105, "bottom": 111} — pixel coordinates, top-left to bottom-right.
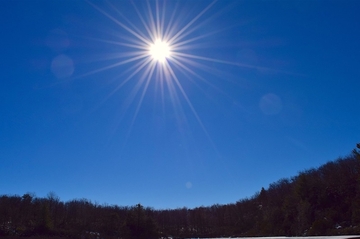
{"left": 81, "top": 0, "right": 255, "bottom": 148}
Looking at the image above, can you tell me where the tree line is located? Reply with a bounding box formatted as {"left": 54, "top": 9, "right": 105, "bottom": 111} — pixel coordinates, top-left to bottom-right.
{"left": 1, "top": 144, "right": 360, "bottom": 239}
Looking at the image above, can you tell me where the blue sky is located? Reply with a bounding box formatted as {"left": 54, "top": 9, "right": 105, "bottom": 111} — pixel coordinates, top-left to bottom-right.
{"left": 1, "top": 0, "right": 360, "bottom": 209}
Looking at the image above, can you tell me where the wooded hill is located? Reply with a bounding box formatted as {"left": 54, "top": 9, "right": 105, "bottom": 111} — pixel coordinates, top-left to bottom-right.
{"left": 1, "top": 144, "right": 360, "bottom": 239}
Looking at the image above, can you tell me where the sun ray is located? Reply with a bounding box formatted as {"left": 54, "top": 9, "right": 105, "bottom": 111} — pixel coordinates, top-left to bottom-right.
{"left": 78, "top": 35, "right": 146, "bottom": 50}
{"left": 169, "top": 0, "right": 217, "bottom": 44}
{"left": 114, "top": 60, "right": 152, "bottom": 92}
{"left": 106, "top": 1, "right": 150, "bottom": 42}
{"left": 89, "top": 57, "right": 154, "bottom": 115}
{"left": 169, "top": 56, "right": 223, "bottom": 94}
{"left": 146, "top": 1, "right": 158, "bottom": 41}
{"left": 131, "top": 64, "right": 156, "bottom": 124}
{"left": 119, "top": 61, "right": 155, "bottom": 119}
{"left": 86, "top": 0, "right": 150, "bottom": 45}
{"left": 155, "top": 0, "right": 161, "bottom": 39}
{"left": 124, "top": 62, "right": 157, "bottom": 142}
{"left": 171, "top": 22, "right": 238, "bottom": 50}
{"left": 170, "top": 57, "right": 233, "bottom": 107}
{"left": 82, "top": 0, "right": 287, "bottom": 155}
{"left": 131, "top": 2, "right": 156, "bottom": 43}
{"left": 160, "top": 0, "right": 167, "bottom": 42}
{"left": 82, "top": 1, "right": 227, "bottom": 151}
{"left": 174, "top": 52, "right": 274, "bottom": 71}
{"left": 74, "top": 53, "right": 148, "bottom": 80}
{"left": 165, "top": 61, "right": 219, "bottom": 153}
{"left": 163, "top": 1, "right": 180, "bottom": 41}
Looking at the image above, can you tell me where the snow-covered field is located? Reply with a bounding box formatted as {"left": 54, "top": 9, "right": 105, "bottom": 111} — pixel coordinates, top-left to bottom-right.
{"left": 191, "top": 236, "right": 360, "bottom": 239}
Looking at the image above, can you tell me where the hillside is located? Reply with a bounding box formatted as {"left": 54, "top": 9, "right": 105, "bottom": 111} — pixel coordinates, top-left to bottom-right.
{"left": 1, "top": 144, "right": 359, "bottom": 238}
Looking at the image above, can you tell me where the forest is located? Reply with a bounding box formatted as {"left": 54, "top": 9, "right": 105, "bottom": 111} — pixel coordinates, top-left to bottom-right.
{"left": 1, "top": 144, "right": 360, "bottom": 239}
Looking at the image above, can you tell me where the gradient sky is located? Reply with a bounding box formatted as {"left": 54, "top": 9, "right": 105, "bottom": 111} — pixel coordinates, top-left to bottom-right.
{"left": 1, "top": 0, "right": 360, "bottom": 209}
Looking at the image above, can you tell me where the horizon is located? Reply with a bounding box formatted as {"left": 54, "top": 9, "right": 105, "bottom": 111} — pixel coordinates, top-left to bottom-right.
{"left": 1, "top": 0, "right": 360, "bottom": 209}
{"left": 1, "top": 147, "right": 357, "bottom": 210}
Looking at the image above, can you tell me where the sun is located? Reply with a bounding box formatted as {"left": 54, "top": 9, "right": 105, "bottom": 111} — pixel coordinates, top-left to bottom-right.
{"left": 149, "top": 39, "right": 171, "bottom": 63}
{"left": 85, "top": 0, "right": 241, "bottom": 148}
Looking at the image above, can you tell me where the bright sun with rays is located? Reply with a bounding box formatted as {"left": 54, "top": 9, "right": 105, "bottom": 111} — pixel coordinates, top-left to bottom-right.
{"left": 85, "top": 0, "right": 259, "bottom": 145}
{"left": 85, "top": 0, "right": 226, "bottom": 143}
{"left": 149, "top": 39, "right": 171, "bottom": 63}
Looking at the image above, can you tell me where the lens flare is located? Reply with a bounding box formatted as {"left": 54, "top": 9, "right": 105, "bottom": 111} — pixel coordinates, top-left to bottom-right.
{"left": 82, "top": 0, "right": 275, "bottom": 150}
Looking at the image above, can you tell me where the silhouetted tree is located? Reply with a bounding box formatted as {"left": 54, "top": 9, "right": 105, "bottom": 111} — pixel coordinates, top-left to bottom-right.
{"left": 122, "top": 204, "right": 158, "bottom": 239}
{"left": 1, "top": 143, "right": 360, "bottom": 238}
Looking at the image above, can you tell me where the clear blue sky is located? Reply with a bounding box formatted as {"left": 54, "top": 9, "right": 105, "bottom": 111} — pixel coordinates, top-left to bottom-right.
{"left": 1, "top": 0, "right": 360, "bottom": 209}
